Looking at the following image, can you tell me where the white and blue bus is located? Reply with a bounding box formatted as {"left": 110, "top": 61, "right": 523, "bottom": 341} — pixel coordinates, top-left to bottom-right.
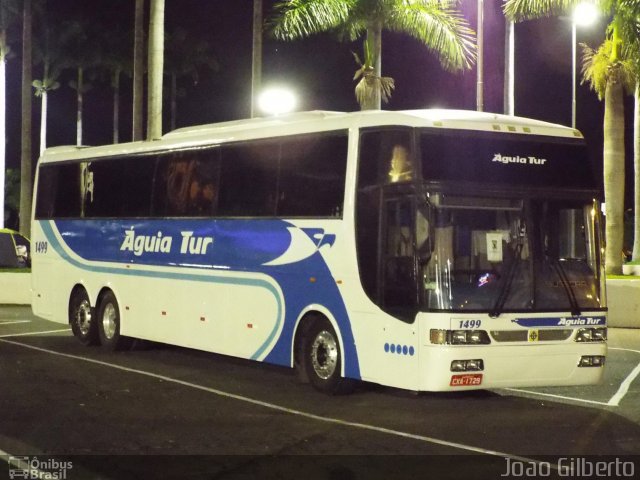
{"left": 31, "top": 110, "right": 607, "bottom": 394}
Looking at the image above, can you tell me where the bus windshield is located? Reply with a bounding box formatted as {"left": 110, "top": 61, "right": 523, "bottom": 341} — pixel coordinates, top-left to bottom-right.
{"left": 421, "top": 193, "right": 603, "bottom": 314}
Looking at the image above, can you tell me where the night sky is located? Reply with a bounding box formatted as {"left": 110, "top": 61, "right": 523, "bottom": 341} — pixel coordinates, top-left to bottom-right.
{"left": 3, "top": 0, "right": 634, "bottom": 204}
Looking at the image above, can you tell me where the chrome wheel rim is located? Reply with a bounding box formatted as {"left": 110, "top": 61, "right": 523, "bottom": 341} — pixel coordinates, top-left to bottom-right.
{"left": 102, "top": 303, "right": 118, "bottom": 340}
{"left": 75, "top": 300, "right": 92, "bottom": 336}
{"left": 310, "top": 330, "right": 338, "bottom": 380}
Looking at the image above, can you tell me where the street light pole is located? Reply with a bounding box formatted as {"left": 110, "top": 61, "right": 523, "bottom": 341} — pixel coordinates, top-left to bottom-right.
{"left": 476, "top": 0, "right": 484, "bottom": 112}
{"left": 572, "top": 21, "right": 577, "bottom": 128}
{"left": 571, "top": 2, "right": 598, "bottom": 129}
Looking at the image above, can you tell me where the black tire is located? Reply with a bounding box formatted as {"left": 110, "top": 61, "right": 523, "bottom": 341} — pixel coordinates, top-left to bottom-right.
{"left": 97, "top": 291, "right": 131, "bottom": 351}
{"left": 69, "top": 287, "right": 99, "bottom": 346}
{"left": 301, "top": 317, "right": 354, "bottom": 395}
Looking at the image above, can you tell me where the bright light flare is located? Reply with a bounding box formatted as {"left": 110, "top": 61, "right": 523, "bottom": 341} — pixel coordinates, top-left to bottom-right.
{"left": 258, "top": 88, "right": 297, "bottom": 116}
{"left": 573, "top": 2, "right": 598, "bottom": 27}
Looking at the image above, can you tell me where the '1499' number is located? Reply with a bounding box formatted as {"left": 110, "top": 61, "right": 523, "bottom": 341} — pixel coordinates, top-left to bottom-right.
{"left": 35, "top": 241, "right": 48, "bottom": 254}
{"left": 458, "top": 320, "right": 481, "bottom": 329}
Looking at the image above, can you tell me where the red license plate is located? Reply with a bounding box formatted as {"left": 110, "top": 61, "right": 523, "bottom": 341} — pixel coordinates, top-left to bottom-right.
{"left": 450, "top": 374, "right": 483, "bottom": 387}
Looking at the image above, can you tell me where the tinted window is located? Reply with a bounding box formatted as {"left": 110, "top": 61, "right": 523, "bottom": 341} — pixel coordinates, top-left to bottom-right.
{"left": 420, "top": 130, "right": 596, "bottom": 189}
{"left": 35, "top": 163, "right": 82, "bottom": 218}
{"left": 35, "top": 131, "right": 348, "bottom": 220}
{"left": 153, "top": 149, "right": 220, "bottom": 217}
{"left": 85, "top": 156, "right": 156, "bottom": 217}
{"left": 218, "top": 140, "right": 279, "bottom": 217}
{"left": 278, "top": 134, "right": 348, "bottom": 217}
{"left": 358, "top": 129, "right": 414, "bottom": 187}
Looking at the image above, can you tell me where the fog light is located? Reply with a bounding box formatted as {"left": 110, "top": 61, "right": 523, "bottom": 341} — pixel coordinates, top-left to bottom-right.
{"left": 451, "top": 360, "right": 467, "bottom": 372}
{"left": 578, "top": 355, "right": 605, "bottom": 367}
{"left": 466, "top": 359, "right": 484, "bottom": 371}
{"left": 450, "top": 359, "right": 484, "bottom": 372}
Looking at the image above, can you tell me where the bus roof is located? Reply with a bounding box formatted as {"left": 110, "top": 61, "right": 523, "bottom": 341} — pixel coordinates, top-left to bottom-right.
{"left": 39, "top": 109, "right": 583, "bottom": 164}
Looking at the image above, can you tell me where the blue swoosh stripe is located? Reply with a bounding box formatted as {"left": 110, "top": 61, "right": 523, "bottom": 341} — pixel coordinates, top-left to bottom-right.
{"left": 41, "top": 220, "right": 283, "bottom": 360}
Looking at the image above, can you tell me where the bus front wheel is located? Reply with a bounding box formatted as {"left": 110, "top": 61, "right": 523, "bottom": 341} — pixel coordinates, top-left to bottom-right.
{"left": 97, "top": 291, "right": 131, "bottom": 351}
{"left": 69, "top": 287, "right": 99, "bottom": 346}
{"left": 302, "top": 317, "right": 354, "bottom": 395}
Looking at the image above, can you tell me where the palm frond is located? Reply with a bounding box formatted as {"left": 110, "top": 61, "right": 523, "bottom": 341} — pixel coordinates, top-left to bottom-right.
{"left": 503, "top": 0, "right": 580, "bottom": 22}
{"left": 388, "top": 1, "right": 476, "bottom": 71}
{"left": 354, "top": 74, "right": 395, "bottom": 107}
{"left": 269, "top": 0, "right": 356, "bottom": 40}
{"left": 581, "top": 39, "right": 636, "bottom": 100}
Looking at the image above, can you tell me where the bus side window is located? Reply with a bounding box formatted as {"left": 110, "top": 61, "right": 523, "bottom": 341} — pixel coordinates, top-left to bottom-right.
{"left": 154, "top": 149, "right": 220, "bottom": 217}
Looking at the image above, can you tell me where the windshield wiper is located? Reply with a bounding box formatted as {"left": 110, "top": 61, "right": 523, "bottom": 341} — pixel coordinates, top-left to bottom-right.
{"left": 489, "top": 241, "right": 523, "bottom": 318}
{"left": 550, "top": 258, "right": 581, "bottom": 317}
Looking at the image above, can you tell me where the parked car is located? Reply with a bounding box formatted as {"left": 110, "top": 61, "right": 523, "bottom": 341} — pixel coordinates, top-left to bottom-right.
{"left": 0, "top": 228, "right": 30, "bottom": 268}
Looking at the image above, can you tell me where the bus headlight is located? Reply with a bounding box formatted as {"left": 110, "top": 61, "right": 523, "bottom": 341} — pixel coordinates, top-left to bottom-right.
{"left": 575, "top": 327, "right": 607, "bottom": 343}
{"left": 429, "top": 329, "right": 491, "bottom": 345}
{"left": 451, "top": 330, "right": 491, "bottom": 345}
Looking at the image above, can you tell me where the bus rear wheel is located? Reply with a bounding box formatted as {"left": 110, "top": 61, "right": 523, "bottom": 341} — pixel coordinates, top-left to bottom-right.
{"left": 302, "top": 317, "right": 354, "bottom": 395}
{"left": 69, "top": 287, "right": 99, "bottom": 346}
{"left": 97, "top": 291, "right": 131, "bottom": 351}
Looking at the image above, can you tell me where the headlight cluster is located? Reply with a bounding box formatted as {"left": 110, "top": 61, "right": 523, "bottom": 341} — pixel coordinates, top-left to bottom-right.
{"left": 451, "top": 359, "right": 484, "bottom": 372}
{"left": 430, "top": 329, "right": 491, "bottom": 345}
{"left": 575, "top": 327, "right": 607, "bottom": 343}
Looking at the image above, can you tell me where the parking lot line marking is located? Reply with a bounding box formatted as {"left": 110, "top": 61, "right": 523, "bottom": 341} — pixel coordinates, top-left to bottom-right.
{"left": 608, "top": 362, "right": 640, "bottom": 407}
{"left": 0, "top": 337, "right": 543, "bottom": 464}
{"left": 609, "top": 347, "right": 640, "bottom": 355}
{"left": 501, "top": 388, "right": 611, "bottom": 407}
{"left": 504, "top": 348, "right": 640, "bottom": 408}
{"left": 0, "top": 320, "right": 31, "bottom": 325}
{"left": 0, "top": 328, "right": 70, "bottom": 338}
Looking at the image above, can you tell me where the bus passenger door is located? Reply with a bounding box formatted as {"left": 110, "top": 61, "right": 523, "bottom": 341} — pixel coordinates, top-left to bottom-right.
{"left": 381, "top": 197, "right": 419, "bottom": 321}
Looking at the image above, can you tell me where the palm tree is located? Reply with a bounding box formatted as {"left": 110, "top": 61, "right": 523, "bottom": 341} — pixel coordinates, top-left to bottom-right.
{"left": 97, "top": 25, "right": 132, "bottom": 143}
{"left": 147, "top": 0, "right": 164, "bottom": 140}
{"left": 581, "top": 39, "right": 635, "bottom": 273}
{"left": 165, "top": 27, "right": 218, "bottom": 130}
{"left": 0, "top": 0, "right": 19, "bottom": 229}
{"left": 619, "top": 5, "right": 640, "bottom": 262}
{"left": 19, "top": 0, "right": 32, "bottom": 236}
{"left": 65, "top": 20, "right": 98, "bottom": 147}
{"left": 33, "top": 16, "right": 73, "bottom": 155}
{"left": 132, "top": 0, "right": 144, "bottom": 141}
{"left": 504, "top": 0, "right": 640, "bottom": 275}
{"left": 270, "top": 0, "right": 476, "bottom": 110}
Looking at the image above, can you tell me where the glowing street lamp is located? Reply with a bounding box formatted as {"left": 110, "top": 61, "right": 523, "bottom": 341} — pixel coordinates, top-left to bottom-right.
{"left": 258, "top": 87, "right": 297, "bottom": 116}
{"left": 572, "top": 2, "right": 599, "bottom": 128}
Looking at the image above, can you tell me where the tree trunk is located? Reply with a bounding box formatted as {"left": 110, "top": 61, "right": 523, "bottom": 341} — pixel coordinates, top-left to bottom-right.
{"left": 132, "top": 0, "right": 144, "bottom": 141}
{"left": 633, "top": 83, "right": 640, "bottom": 262}
{"left": 251, "top": 0, "right": 262, "bottom": 118}
{"left": 503, "top": 19, "right": 514, "bottom": 116}
{"left": 39, "top": 90, "right": 47, "bottom": 156}
{"left": 147, "top": 0, "right": 164, "bottom": 141}
{"left": 76, "top": 67, "right": 83, "bottom": 146}
{"left": 0, "top": 31, "right": 6, "bottom": 229}
{"left": 603, "top": 78, "right": 625, "bottom": 274}
{"left": 19, "top": 0, "right": 32, "bottom": 237}
{"left": 362, "top": 23, "right": 382, "bottom": 111}
{"left": 113, "top": 68, "right": 120, "bottom": 143}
